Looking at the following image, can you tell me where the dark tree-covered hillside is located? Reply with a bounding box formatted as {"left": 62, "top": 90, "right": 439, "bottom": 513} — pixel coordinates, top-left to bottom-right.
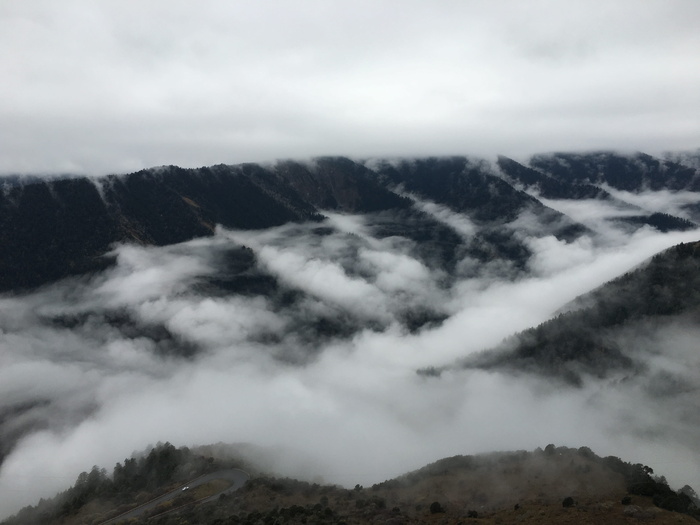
{"left": 497, "top": 156, "right": 610, "bottom": 200}
{"left": 460, "top": 241, "right": 700, "bottom": 383}
{"left": 0, "top": 152, "right": 696, "bottom": 293}
{"left": 530, "top": 152, "right": 700, "bottom": 192}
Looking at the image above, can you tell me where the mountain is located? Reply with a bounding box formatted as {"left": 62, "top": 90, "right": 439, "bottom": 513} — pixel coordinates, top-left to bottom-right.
{"left": 0, "top": 165, "right": 318, "bottom": 292}
{"left": 497, "top": 155, "right": 698, "bottom": 232}
{"left": 2, "top": 151, "right": 697, "bottom": 293}
{"left": 451, "top": 240, "right": 700, "bottom": 385}
{"left": 370, "top": 156, "right": 589, "bottom": 270}
{"left": 497, "top": 155, "right": 612, "bottom": 200}
{"left": 529, "top": 151, "right": 700, "bottom": 193}
{"left": 3, "top": 442, "right": 698, "bottom": 524}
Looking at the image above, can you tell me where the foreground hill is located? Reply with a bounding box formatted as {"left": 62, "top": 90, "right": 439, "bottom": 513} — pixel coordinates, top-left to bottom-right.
{"left": 3, "top": 443, "right": 698, "bottom": 524}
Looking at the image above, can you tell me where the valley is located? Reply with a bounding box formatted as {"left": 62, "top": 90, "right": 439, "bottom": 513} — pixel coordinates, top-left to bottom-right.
{"left": 1, "top": 151, "right": 700, "bottom": 523}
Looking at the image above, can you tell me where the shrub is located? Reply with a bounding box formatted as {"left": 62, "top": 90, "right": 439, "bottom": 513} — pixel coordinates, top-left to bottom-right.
{"left": 429, "top": 501, "right": 445, "bottom": 514}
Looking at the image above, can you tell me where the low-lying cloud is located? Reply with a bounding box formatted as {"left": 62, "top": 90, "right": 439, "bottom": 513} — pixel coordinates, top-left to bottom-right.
{"left": 1, "top": 196, "right": 700, "bottom": 519}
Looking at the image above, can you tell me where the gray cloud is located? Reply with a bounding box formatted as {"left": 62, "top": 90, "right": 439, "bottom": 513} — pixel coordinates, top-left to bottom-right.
{"left": 1, "top": 0, "right": 699, "bottom": 175}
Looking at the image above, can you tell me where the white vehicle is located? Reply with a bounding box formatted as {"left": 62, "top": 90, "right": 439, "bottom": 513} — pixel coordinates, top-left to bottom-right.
{"left": 182, "top": 486, "right": 189, "bottom": 491}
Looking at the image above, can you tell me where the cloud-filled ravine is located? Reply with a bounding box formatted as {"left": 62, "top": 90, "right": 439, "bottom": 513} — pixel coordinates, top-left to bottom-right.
{"left": 2, "top": 177, "right": 700, "bottom": 519}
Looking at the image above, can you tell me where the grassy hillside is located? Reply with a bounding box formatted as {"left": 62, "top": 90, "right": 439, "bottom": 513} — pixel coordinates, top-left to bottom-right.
{"left": 3, "top": 444, "right": 698, "bottom": 524}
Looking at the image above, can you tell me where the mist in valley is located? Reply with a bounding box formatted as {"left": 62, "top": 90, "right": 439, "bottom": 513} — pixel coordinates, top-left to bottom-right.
{"left": 1, "top": 193, "right": 700, "bottom": 519}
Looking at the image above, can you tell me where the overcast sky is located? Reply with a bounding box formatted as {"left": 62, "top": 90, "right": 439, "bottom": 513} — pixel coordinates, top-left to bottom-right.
{"left": 1, "top": 0, "right": 699, "bottom": 175}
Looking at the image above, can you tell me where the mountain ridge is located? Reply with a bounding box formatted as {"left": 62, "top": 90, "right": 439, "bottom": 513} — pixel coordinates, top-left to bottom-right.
{"left": 2, "top": 150, "right": 698, "bottom": 293}
{"left": 426, "top": 240, "right": 700, "bottom": 387}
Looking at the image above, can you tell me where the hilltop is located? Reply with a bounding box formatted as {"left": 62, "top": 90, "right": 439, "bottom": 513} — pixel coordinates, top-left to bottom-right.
{"left": 3, "top": 443, "right": 698, "bottom": 524}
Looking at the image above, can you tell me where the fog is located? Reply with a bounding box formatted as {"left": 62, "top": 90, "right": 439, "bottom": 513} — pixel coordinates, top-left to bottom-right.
{"left": 1, "top": 196, "right": 700, "bottom": 518}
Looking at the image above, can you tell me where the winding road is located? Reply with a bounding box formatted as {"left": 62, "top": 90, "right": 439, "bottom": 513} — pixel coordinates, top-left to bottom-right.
{"left": 101, "top": 469, "right": 249, "bottom": 523}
